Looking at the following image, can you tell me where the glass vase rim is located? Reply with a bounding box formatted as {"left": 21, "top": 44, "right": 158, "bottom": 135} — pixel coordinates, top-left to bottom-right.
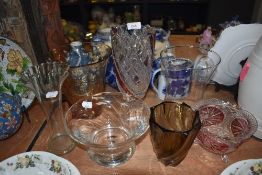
{"left": 150, "top": 101, "right": 201, "bottom": 134}
{"left": 160, "top": 44, "right": 222, "bottom": 71}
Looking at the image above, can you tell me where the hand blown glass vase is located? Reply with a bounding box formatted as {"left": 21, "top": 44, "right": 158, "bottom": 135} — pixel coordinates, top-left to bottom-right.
{"left": 21, "top": 61, "right": 75, "bottom": 155}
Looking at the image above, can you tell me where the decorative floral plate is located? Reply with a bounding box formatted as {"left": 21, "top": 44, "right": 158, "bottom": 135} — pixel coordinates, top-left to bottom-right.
{"left": 0, "top": 151, "right": 81, "bottom": 175}
{"left": 220, "top": 159, "right": 262, "bottom": 175}
{"left": 0, "top": 36, "right": 35, "bottom": 108}
{"left": 220, "top": 160, "right": 247, "bottom": 175}
{"left": 235, "top": 159, "right": 262, "bottom": 175}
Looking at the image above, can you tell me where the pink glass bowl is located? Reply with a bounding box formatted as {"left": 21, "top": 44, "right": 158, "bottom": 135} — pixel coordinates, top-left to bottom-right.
{"left": 194, "top": 99, "right": 257, "bottom": 156}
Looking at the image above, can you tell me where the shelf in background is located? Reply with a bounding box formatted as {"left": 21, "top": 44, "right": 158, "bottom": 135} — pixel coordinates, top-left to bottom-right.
{"left": 60, "top": 0, "right": 209, "bottom": 6}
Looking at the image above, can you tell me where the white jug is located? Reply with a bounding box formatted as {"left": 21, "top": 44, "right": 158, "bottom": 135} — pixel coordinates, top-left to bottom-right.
{"left": 238, "top": 36, "right": 262, "bottom": 139}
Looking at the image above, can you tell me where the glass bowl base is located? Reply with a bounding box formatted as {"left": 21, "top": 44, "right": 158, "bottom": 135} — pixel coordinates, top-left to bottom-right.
{"left": 88, "top": 145, "right": 135, "bottom": 167}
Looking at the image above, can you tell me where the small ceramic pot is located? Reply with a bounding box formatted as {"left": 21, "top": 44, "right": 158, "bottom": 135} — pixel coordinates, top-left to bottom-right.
{"left": 0, "top": 93, "right": 22, "bottom": 140}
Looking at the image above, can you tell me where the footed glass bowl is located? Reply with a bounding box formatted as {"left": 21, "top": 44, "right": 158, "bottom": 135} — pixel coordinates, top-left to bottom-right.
{"left": 193, "top": 99, "right": 257, "bottom": 162}
{"left": 64, "top": 92, "right": 150, "bottom": 167}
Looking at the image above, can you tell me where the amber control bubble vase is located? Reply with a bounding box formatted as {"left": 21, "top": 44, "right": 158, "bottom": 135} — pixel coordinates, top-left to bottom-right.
{"left": 21, "top": 62, "right": 75, "bottom": 155}
{"left": 150, "top": 101, "right": 201, "bottom": 166}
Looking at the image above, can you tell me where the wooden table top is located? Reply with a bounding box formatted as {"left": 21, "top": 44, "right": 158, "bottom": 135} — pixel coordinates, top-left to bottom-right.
{"left": 1, "top": 35, "right": 262, "bottom": 175}
{"left": 32, "top": 86, "right": 262, "bottom": 175}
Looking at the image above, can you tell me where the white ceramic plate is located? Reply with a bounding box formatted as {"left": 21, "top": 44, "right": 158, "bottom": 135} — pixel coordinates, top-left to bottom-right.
{"left": 235, "top": 159, "right": 262, "bottom": 175}
{"left": 220, "top": 160, "right": 247, "bottom": 175}
{"left": 0, "top": 36, "right": 35, "bottom": 108}
{"left": 220, "top": 159, "right": 262, "bottom": 175}
{"left": 211, "top": 24, "right": 262, "bottom": 86}
{"left": 0, "top": 151, "right": 81, "bottom": 175}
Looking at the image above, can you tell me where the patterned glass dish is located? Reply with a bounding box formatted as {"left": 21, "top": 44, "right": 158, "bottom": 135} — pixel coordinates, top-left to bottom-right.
{"left": 64, "top": 92, "right": 150, "bottom": 167}
{"left": 0, "top": 151, "right": 80, "bottom": 175}
{"left": 193, "top": 98, "right": 258, "bottom": 162}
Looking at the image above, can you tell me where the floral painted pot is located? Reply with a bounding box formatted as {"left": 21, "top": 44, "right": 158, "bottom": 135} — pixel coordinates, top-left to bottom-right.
{"left": 0, "top": 93, "right": 22, "bottom": 140}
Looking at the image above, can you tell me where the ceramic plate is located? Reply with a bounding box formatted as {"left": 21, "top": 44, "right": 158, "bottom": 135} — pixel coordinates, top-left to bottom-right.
{"left": 235, "top": 159, "right": 262, "bottom": 175}
{"left": 221, "top": 159, "right": 262, "bottom": 175}
{"left": 0, "top": 36, "right": 35, "bottom": 108}
{"left": 211, "top": 24, "right": 262, "bottom": 86}
{"left": 0, "top": 151, "right": 81, "bottom": 175}
{"left": 220, "top": 160, "right": 247, "bottom": 175}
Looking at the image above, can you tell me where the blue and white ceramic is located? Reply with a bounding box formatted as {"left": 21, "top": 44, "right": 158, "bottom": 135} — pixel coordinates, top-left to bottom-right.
{"left": 151, "top": 57, "right": 194, "bottom": 100}
{"left": 0, "top": 93, "right": 22, "bottom": 140}
{"left": 155, "top": 28, "right": 170, "bottom": 41}
{"left": 105, "top": 55, "right": 118, "bottom": 90}
{"left": 150, "top": 57, "right": 162, "bottom": 87}
{"left": 67, "top": 41, "right": 90, "bottom": 67}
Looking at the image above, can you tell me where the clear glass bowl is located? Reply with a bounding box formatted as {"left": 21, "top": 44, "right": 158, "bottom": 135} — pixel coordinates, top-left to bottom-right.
{"left": 64, "top": 92, "right": 150, "bottom": 167}
{"left": 193, "top": 98, "right": 258, "bottom": 162}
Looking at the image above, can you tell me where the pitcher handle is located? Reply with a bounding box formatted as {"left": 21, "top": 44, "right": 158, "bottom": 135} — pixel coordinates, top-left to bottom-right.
{"left": 151, "top": 68, "right": 161, "bottom": 93}
{"left": 151, "top": 68, "right": 166, "bottom": 100}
